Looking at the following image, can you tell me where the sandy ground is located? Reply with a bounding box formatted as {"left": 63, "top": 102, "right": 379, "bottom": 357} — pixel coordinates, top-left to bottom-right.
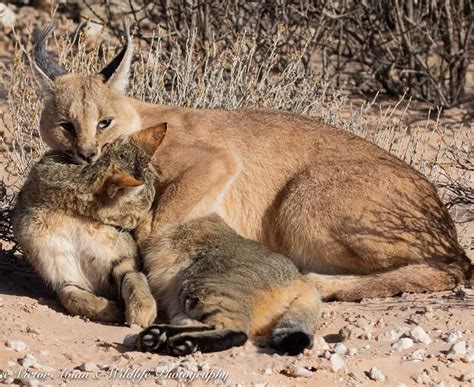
{"left": 0, "top": 269, "right": 473, "bottom": 387}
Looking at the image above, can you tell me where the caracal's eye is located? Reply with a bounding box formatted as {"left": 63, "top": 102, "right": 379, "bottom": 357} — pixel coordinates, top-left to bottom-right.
{"left": 98, "top": 118, "right": 112, "bottom": 130}
{"left": 59, "top": 122, "right": 75, "bottom": 135}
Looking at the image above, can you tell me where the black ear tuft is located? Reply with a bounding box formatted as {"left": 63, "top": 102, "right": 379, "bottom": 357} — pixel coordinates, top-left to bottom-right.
{"left": 33, "top": 22, "right": 69, "bottom": 83}
{"left": 99, "top": 19, "right": 132, "bottom": 93}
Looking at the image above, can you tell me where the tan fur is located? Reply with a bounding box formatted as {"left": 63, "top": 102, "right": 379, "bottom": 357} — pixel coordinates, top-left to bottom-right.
{"left": 139, "top": 214, "right": 322, "bottom": 355}
{"left": 12, "top": 132, "right": 164, "bottom": 326}
{"left": 35, "top": 27, "right": 472, "bottom": 301}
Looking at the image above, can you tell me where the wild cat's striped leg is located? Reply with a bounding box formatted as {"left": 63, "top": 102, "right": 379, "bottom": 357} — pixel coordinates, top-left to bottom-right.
{"left": 110, "top": 255, "right": 157, "bottom": 327}
{"left": 57, "top": 283, "right": 122, "bottom": 322}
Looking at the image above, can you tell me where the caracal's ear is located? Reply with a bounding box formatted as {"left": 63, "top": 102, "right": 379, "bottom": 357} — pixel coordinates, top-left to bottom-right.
{"left": 106, "top": 169, "right": 144, "bottom": 198}
{"left": 132, "top": 123, "right": 168, "bottom": 156}
{"left": 32, "top": 22, "right": 69, "bottom": 91}
{"left": 99, "top": 19, "right": 133, "bottom": 94}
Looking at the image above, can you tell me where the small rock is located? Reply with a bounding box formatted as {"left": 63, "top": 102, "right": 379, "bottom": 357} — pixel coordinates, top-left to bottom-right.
{"left": 447, "top": 340, "right": 467, "bottom": 358}
{"left": 408, "top": 326, "right": 432, "bottom": 344}
{"left": 5, "top": 340, "right": 27, "bottom": 352}
{"left": 441, "top": 330, "right": 462, "bottom": 344}
{"left": 6, "top": 361, "right": 16, "bottom": 367}
{"left": 395, "top": 384, "right": 407, "bottom": 387}
{"left": 262, "top": 367, "right": 272, "bottom": 376}
{"left": 453, "top": 285, "right": 467, "bottom": 299}
{"left": 409, "top": 349, "right": 425, "bottom": 361}
{"left": 200, "top": 363, "right": 210, "bottom": 372}
{"left": 330, "top": 353, "right": 345, "bottom": 373}
{"left": 39, "top": 350, "right": 50, "bottom": 356}
{"left": 33, "top": 363, "right": 54, "bottom": 372}
{"left": 432, "top": 380, "right": 445, "bottom": 387}
{"left": 334, "top": 343, "right": 347, "bottom": 354}
{"left": 368, "top": 367, "right": 385, "bottom": 382}
{"left": 26, "top": 327, "right": 40, "bottom": 335}
{"left": 3, "top": 377, "right": 15, "bottom": 385}
{"left": 79, "top": 362, "right": 99, "bottom": 372}
{"left": 462, "top": 352, "right": 474, "bottom": 363}
{"left": 392, "top": 338, "right": 414, "bottom": 351}
{"left": 20, "top": 354, "right": 37, "bottom": 368}
{"left": 339, "top": 324, "right": 365, "bottom": 341}
{"left": 122, "top": 334, "right": 137, "bottom": 349}
{"left": 19, "top": 379, "right": 40, "bottom": 387}
{"left": 411, "top": 370, "right": 431, "bottom": 384}
{"left": 348, "top": 348, "right": 358, "bottom": 356}
{"left": 377, "top": 327, "right": 408, "bottom": 342}
{"left": 313, "top": 336, "right": 330, "bottom": 350}
{"left": 282, "top": 364, "right": 313, "bottom": 378}
{"left": 461, "top": 373, "right": 474, "bottom": 382}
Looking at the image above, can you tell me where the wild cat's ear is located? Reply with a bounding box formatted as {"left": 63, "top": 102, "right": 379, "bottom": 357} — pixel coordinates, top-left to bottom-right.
{"left": 132, "top": 123, "right": 168, "bottom": 156}
{"left": 106, "top": 169, "right": 144, "bottom": 198}
{"left": 99, "top": 19, "right": 133, "bottom": 94}
{"left": 32, "top": 23, "right": 69, "bottom": 91}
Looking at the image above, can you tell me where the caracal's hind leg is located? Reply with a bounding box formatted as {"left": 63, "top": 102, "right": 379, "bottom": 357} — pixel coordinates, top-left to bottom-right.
{"left": 270, "top": 165, "right": 471, "bottom": 299}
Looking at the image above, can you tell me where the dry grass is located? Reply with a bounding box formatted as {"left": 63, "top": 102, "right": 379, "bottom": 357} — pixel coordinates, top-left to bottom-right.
{"left": 0, "top": 26, "right": 471, "bottom": 260}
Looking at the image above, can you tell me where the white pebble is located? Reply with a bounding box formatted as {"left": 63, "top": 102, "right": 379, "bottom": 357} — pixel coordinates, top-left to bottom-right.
{"left": 79, "top": 362, "right": 99, "bottom": 372}
{"left": 368, "top": 366, "right": 385, "bottom": 382}
{"left": 411, "top": 370, "right": 431, "bottom": 384}
{"left": 408, "top": 326, "right": 432, "bottom": 344}
{"left": 334, "top": 343, "right": 347, "bottom": 354}
{"left": 5, "top": 340, "right": 27, "bottom": 352}
{"left": 441, "top": 330, "right": 462, "bottom": 344}
{"left": 348, "top": 348, "right": 358, "bottom": 356}
{"left": 283, "top": 364, "right": 313, "bottom": 378}
{"left": 409, "top": 349, "right": 425, "bottom": 361}
{"left": 432, "top": 380, "right": 445, "bottom": 387}
{"left": 392, "top": 338, "right": 413, "bottom": 351}
{"left": 447, "top": 340, "right": 466, "bottom": 358}
{"left": 313, "top": 336, "right": 330, "bottom": 350}
{"left": 20, "top": 354, "right": 37, "bottom": 368}
{"left": 377, "top": 327, "right": 408, "bottom": 342}
{"left": 462, "top": 352, "right": 474, "bottom": 363}
{"left": 330, "top": 353, "right": 346, "bottom": 372}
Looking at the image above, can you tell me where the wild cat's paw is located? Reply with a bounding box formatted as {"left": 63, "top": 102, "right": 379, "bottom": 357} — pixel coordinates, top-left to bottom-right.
{"left": 136, "top": 325, "right": 168, "bottom": 353}
{"left": 166, "top": 334, "right": 198, "bottom": 357}
{"left": 125, "top": 293, "right": 157, "bottom": 327}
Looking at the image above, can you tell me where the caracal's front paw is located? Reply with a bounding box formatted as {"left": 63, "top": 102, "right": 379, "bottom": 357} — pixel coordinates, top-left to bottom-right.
{"left": 125, "top": 294, "right": 157, "bottom": 327}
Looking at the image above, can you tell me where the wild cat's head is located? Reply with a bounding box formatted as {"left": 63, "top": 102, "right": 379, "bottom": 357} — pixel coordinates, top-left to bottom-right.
{"left": 87, "top": 124, "right": 167, "bottom": 227}
{"left": 33, "top": 22, "right": 139, "bottom": 164}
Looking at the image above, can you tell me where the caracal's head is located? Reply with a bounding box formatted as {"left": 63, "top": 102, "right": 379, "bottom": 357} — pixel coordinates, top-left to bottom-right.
{"left": 33, "top": 23, "right": 140, "bottom": 164}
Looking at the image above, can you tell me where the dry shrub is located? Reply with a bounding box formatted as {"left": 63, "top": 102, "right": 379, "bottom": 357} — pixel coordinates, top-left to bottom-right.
{"left": 84, "top": 0, "right": 473, "bottom": 107}
{"left": 0, "top": 26, "right": 471, "bottom": 264}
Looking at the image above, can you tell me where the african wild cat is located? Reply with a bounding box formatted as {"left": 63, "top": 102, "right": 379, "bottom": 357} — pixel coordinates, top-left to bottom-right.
{"left": 14, "top": 122, "right": 321, "bottom": 355}
{"left": 137, "top": 214, "right": 321, "bottom": 356}
{"left": 12, "top": 127, "right": 164, "bottom": 326}
{"left": 31, "top": 23, "right": 471, "bottom": 302}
